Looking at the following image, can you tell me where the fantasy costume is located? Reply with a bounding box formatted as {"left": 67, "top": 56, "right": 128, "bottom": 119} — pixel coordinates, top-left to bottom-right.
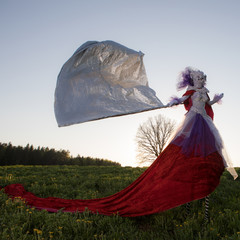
{"left": 2, "top": 67, "right": 237, "bottom": 217}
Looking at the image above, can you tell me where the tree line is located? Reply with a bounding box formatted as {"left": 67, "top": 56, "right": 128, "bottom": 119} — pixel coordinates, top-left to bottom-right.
{"left": 0, "top": 142, "right": 121, "bottom": 167}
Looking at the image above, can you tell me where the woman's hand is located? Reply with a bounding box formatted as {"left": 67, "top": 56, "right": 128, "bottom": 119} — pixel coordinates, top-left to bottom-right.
{"left": 166, "top": 95, "right": 189, "bottom": 107}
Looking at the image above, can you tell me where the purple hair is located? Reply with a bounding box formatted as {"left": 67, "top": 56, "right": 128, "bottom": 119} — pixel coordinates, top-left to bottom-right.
{"left": 177, "top": 67, "right": 194, "bottom": 90}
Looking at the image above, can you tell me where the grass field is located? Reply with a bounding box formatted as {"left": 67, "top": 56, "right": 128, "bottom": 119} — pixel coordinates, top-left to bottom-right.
{"left": 0, "top": 165, "right": 240, "bottom": 240}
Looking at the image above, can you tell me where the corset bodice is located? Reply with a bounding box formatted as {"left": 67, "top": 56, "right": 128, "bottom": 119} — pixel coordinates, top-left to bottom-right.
{"left": 189, "top": 88, "right": 209, "bottom": 116}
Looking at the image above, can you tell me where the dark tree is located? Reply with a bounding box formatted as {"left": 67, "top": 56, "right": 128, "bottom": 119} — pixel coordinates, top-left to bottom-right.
{"left": 136, "top": 114, "right": 175, "bottom": 165}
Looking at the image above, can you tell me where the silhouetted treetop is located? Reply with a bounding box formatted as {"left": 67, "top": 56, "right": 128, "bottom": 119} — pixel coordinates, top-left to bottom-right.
{"left": 0, "top": 142, "right": 121, "bottom": 167}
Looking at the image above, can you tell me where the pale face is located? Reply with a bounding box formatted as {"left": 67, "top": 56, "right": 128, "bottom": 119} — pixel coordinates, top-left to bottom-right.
{"left": 193, "top": 73, "right": 206, "bottom": 89}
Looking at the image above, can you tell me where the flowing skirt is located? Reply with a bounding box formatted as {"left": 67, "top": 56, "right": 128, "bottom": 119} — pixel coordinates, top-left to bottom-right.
{"left": 2, "top": 112, "right": 227, "bottom": 217}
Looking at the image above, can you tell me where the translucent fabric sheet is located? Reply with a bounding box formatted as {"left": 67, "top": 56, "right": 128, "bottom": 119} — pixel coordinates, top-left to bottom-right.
{"left": 54, "top": 41, "right": 163, "bottom": 127}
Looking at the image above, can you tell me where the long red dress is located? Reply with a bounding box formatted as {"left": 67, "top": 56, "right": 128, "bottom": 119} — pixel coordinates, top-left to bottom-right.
{"left": 2, "top": 88, "right": 232, "bottom": 217}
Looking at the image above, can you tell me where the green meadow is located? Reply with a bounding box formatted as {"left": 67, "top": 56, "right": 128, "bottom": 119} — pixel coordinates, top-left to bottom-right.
{"left": 0, "top": 165, "right": 240, "bottom": 240}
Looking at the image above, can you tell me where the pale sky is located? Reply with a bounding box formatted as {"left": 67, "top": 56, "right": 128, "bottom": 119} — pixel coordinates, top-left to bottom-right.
{"left": 1, "top": 0, "right": 240, "bottom": 167}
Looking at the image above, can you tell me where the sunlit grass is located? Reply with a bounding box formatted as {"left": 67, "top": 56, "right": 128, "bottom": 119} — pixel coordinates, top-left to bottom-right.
{"left": 0, "top": 165, "right": 239, "bottom": 239}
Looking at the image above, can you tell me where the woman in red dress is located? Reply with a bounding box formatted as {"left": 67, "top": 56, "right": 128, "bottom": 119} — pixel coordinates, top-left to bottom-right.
{"left": 167, "top": 67, "right": 238, "bottom": 221}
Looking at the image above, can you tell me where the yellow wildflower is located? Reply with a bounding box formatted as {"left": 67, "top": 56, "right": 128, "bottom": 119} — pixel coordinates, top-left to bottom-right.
{"left": 33, "top": 229, "right": 42, "bottom": 235}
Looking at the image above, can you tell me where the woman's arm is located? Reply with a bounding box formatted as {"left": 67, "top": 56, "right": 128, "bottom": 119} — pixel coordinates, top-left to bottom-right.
{"left": 167, "top": 95, "right": 189, "bottom": 107}
{"left": 208, "top": 93, "right": 224, "bottom": 105}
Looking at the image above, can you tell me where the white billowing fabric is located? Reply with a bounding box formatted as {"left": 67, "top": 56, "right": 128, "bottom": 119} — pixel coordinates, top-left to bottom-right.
{"left": 54, "top": 40, "right": 163, "bottom": 126}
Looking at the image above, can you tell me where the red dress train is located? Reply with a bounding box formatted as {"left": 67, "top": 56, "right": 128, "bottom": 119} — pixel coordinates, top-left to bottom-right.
{"left": 1, "top": 89, "right": 227, "bottom": 217}
{"left": 2, "top": 144, "right": 224, "bottom": 217}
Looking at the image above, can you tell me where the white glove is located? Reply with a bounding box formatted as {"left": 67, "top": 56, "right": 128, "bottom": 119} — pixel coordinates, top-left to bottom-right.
{"left": 213, "top": 93, "right": 224, "bottom": 102}
{"left": 167, "top": 99, "right": 179, "bottom": 107}
{"left": 166, "top": 95, "right": 188, "bottom": 107}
